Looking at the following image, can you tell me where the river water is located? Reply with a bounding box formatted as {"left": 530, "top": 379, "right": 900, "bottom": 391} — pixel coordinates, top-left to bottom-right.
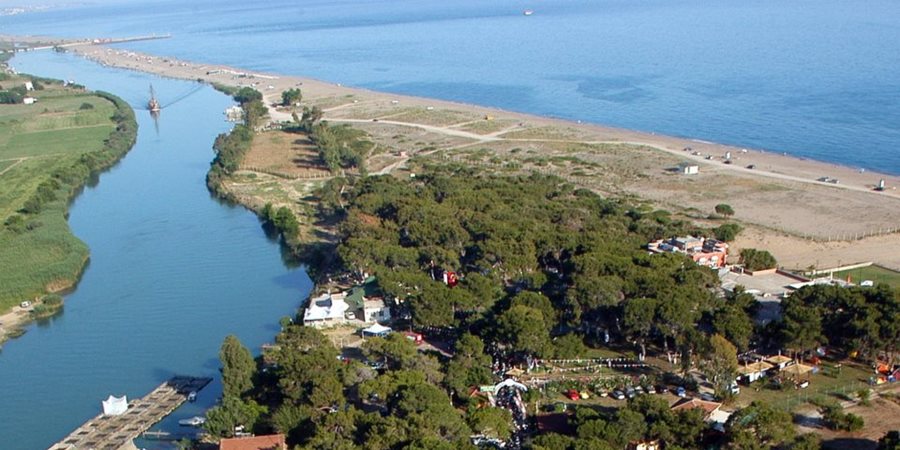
{"left": 0, "top": 51, "right": 312, "bottom": 449}
{"left": 2, "top": 0, "right": 899, "bottom": 173}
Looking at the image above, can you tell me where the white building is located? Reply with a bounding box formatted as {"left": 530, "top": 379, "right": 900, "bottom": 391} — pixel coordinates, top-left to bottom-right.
{"left": 23, "top": 97, "right": 36, "bottom": 105}
{"left": 302, "top": 292, "right": 350, "bottom": 328}
{"left": 362, "top": 297, "right": 391, "bottom": 323}
{"left": 679, "top": 163, "right": 699, "bottom": 175}
{"left": 24, "top": 81, "right": 34, "bottom": 91}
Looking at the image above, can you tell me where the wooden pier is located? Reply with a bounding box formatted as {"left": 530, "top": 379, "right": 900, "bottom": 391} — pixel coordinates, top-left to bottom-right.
{"left": 49, "top": 376, "right": 211, "bottom": 450}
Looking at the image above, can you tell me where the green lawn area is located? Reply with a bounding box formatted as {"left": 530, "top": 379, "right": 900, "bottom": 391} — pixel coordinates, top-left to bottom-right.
{"left": 734, "top": 360, "right": 873, "bottom": 410}
{"left": 0, "top": 155, "right": 80, "bottom": 219}
{"left": 0, "top": 159, "right": 16, "bottom": 173}
{"left": 833, "top": 265, "right": 900, "bottom": 289}
{"left": 0, "top": 75, "right": 134, "bottom": 314}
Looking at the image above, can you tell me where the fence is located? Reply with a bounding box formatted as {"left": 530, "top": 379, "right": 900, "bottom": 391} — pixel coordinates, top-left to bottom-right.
{"left": 239, "top": 166, "right": 359, "bottom": 180}
{"left": 806, "top": 261, "right": 873, "bottom": 277}
{"left": 770, "top": 379, "right": 870, "bottom": 411}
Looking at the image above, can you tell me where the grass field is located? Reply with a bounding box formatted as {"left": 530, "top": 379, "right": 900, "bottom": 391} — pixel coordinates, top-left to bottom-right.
{"left": 0, "top": 74, "right": 136, "bottom": 314}
{"left": 832, "top": 265, "right": 900, "bottom": 289}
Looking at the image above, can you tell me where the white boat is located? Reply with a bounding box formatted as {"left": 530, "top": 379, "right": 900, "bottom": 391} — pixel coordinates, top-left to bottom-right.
{"left": 187, "top": 391, "right": 197, "bottom": 402}
{"left": 178, "top": 416, "right": 206, "bottom": 427}
{"left": 523, "top": 9, "right": 534, "bottom": 16}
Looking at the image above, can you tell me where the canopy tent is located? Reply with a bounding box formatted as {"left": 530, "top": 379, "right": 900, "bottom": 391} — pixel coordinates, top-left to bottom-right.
{"left": 494, "top": 378, "right": 528, "bottom": 392}
{"left": 102, "top": 395, "right": 128, "bottom": 416}
{"left": 505, "top": 368, "right": 525, "bottom": 377}
{"left": 361, "top": 323, "right": 392, "bottom": 338}
{"left": 781, "top": 363, "right": 814, "bottom": 377}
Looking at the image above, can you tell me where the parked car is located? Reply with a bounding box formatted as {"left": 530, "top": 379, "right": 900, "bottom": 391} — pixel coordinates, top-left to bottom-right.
{"left": 700, "top": 392, "right": 716, "bottom": 401}
{"left": 612, "top": 390, "right": 626, "bottom": 400}
{"left": 656, "top": 385, "right": 669, "bottom": 394}
{"left": 565, "top": 390, "right": 580, "bottom": 401}
{"left": 645, "top": 385, "right": 657, "bottom": 394}
{"left": 634, "top": 386, "right": 644, "bottom": 395}
{"left": 676, "top": 386, "right": 687, "bottom": 398}
{"left": 626, "top": 387, "right": 637, "bottom": 399}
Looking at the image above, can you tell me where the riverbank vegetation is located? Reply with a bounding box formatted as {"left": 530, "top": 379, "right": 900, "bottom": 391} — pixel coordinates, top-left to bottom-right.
{"left": 206, "top": 87, "right": 266, "bottom": 197}
{"left": 0, "top": 73, "right": 136, "bottom": 317}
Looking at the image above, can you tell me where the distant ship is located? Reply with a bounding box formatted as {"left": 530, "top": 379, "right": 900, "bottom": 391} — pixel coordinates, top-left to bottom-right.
{"left": 148, "top": 84, "right": 160, "bottom": 112}
{"left": 523, "top": 9, "right": 534, "bottom": 16}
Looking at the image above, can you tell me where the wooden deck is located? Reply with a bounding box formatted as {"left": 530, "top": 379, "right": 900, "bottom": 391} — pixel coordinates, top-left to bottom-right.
{"left": 49, "top": 376, "right": 211, "bottom": 450}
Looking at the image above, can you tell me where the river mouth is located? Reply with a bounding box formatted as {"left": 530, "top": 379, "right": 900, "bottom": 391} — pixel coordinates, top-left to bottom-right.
{"left": 0, "top": 51, "right": 311, "bottom": 449}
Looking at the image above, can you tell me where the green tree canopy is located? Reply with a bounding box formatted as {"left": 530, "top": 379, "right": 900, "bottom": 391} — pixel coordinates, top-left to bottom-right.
{"left": 740, "top": 248, "right": 777, "bottom": 271}
{"left": 715, "top": 203, "right": 735, "bottom": 217}
{"left": 281, "top": 87, "right": 302, "bottom": 106}
{"left": 219, "top": 334, "right": 255, "bottom": 399}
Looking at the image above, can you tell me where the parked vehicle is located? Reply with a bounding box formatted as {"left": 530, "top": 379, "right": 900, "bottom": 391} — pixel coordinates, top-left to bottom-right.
{"left": 612, "top": 390, "right": 626, "bottom": 400}
{"left": 676, "top": 386, "right": 687, "bottom": 398}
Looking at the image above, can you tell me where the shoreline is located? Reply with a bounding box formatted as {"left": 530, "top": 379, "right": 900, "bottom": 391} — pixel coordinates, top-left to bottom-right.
{"left": 65, "top": 45, "right": 900, "bottom": 196}
{"left": 8, "top": 39, "right": 899, "bottom": 271}
{"left": 0, "top": 85, "right": 138, "bottom": 346}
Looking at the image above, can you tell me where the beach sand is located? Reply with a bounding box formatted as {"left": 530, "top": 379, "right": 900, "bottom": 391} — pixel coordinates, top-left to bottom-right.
{"left": 14, "top": 42, "right": 900, "bottom": 271}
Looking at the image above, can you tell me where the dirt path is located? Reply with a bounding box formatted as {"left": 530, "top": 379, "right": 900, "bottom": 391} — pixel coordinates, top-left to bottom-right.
{"left": 320, "top": 113, "right": 898, "bottom": 200}
{"left": 0, "top": 158, "right": 25, "bottom": 176}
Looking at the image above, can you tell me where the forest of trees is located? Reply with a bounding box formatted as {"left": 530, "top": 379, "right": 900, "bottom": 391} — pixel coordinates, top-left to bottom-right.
{"left": 205, "top": 169, "right": 898, "bottom": 449}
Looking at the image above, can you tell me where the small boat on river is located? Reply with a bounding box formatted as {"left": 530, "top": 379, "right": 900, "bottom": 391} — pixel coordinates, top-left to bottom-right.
{"left": 148, "top": 84, "right": 161, "bottom": 112}
{"left": 523, "top": 9, "right": 534, "bottom": 16}
{"left": 178, "top": 416, "right": 206, "bottom": 427}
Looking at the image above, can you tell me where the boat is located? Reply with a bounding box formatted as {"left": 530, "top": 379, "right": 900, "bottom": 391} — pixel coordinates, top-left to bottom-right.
{"left": 148, "top": 84, "right": 161, "bottom": 112}
{"left": 187, "top": 391, "right": 197, "bottom": 402}
{"left": 523, "top": 9, "right": 534, "bottom": 16}
{"left": 178, "top": 416, "right": 206, "bottom": 427}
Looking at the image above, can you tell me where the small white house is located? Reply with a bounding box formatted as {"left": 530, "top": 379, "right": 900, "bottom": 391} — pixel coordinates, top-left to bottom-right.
{"left": 23, "top": 97, "right": 36, "bottom": 105}
{"left": 24, "top": 81, "right": 34, "bottom": 91}
{"left": 302, "top": 292, "right": 350, "bottom": 328}
{"left": 679, "top": 163, "right": 699, "bottom": 175}
{"left": 363, "top": 298, "right": 391, "bottom": 323}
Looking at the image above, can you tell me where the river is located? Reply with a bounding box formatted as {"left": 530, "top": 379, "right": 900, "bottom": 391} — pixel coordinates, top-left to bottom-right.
{"left": 0, "top": 51, "right": 312, "bottom": 449}
{"left": 3, "top": 0, "right": 899, "bottom": 174}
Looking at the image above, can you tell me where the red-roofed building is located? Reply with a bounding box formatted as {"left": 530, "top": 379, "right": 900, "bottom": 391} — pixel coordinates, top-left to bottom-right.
{"left": 220, "top": 434, "right": 286, "bottom": 450}
{"left": 670, "top": 398, "right": 722, "bottom": 420}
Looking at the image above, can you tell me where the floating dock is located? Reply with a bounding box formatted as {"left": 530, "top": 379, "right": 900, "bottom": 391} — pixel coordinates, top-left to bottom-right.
{"left": 50, "top": 376, "right": 211, "bottom": 450}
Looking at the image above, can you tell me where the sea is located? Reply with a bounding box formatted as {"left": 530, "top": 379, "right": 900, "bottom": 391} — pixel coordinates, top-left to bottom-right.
{"left": 3, "top": 0, "right": 900, "bottom": 174}
{"left": 0, "top": 1, "right": 899, "bottom": 448}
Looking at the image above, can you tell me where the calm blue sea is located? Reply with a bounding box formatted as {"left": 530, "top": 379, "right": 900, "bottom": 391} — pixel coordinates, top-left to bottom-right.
{"left": 3, "top": 0, "right": 899, "bottom": 174}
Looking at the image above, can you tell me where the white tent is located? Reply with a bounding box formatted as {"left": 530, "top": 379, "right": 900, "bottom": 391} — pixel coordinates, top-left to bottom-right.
{"left": 361, "top": 323, "right": 392, "bottom": 337}
{"left": 494, "top": 378, "right": 528, "bottom": 392}
{"left": 102, "top": 395, "right": 128, "bottom": 416}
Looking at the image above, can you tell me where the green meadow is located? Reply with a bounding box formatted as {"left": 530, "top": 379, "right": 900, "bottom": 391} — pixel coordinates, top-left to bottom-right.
{"left": 833, "top": 264, "right": 900, "bottom": 289}
{"left": 0, "top": 75, "right": 136, "bottom": 314}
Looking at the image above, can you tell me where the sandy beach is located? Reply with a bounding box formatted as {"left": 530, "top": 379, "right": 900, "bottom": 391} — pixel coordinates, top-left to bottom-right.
{"left": 8, "top": 40, "right": 900, "bottom": 271}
